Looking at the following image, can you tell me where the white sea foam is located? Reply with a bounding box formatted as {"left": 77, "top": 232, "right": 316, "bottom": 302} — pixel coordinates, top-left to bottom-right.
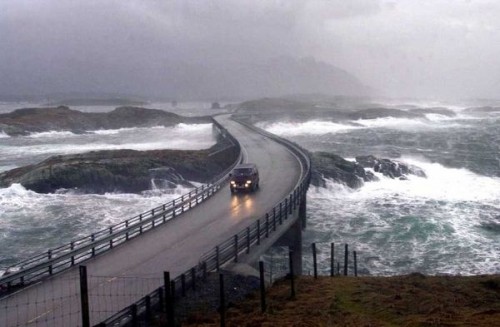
{"left": 27, "top": 130, "right": 79, "bottom": 138}
{"left": 0, "top": 131, "right": 10, "bottom": 138}
{"left": 1, "top": 123, "right": 215, "bottom": 160}
{"left": 306, "top": 157, "right": 500, "bottom": 275}
{"left": 0, "top": 183, "right": 195, "bottom": 261}
{"left": 259, "top": 116, "right": 470, "bottom": 137}
{"left": 257, "top": 121, "right": 360, "bottom": 136}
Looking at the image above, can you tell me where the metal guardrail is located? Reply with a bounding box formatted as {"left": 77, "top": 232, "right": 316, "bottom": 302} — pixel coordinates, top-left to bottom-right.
{"left": 100, "top": 117, "right": 312, "bottom": 326}
{"left": 0, "top": 118, "right": 243, "bottom": 290}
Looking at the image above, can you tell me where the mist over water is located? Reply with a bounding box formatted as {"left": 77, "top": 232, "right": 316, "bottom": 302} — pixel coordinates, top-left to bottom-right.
{"left": 259, "top": 104, "right": 500, "bottom": 275}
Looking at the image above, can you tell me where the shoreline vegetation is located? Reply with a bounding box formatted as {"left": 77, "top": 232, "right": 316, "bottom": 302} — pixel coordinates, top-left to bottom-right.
{"left": 174, "top": 274, "right": 500, "bottom": 326}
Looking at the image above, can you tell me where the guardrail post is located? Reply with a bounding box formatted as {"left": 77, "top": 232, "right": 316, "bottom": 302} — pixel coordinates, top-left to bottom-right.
{"left": 330, "top": 242, "right": 335, "bottom": 277}
{"left": 48, "top": 250, "right": 52, "bottom": 275}
{"left": 216, "top": 246, "right": 220, "bottom": 271}
{"left": 265, "top": 214, "right": 270, "bottom": 237}
{"left": 109, "top": 227, "right": 113, "bottom": 248}
{"left": 125, "top": 220, "right": 129, "bottom": 240}
{"left": 344, "top": 244, "right": 348, "bottom": 276}
{"left": 181, "top": 195, "right": 185, "bottom": 213}
{"left": 312, "top": 243, "right": 318, "bottom": 279}
{"left": 289, "top": 250, "right": 296, "bottom": 299}
{"left": 163, "top": 213, "right": 166, "bottom": 223}
{"left": 284, "top": 198, "right": 288, "bottom": 219}
{"left": 234, "top": 235, "right": 239, "bottom": 263}
{"left": 219, "top": 274, "right": 226, "bottom": 327}
{"left": 246, "top": 227, "right": 250, "bottom": 254}
{"left": 354, "top": 251, "right": 358, "bottom": 277}
{"left": 257, "top": 220, "right": 261, "bottom": 245}
{"left": 273, "top": 208, "right": 277, "bottom": 231}
{"left": 173, "top": 200, "right": 176, "bottom": 217}
{"left": 91, "top": 234, "right": 95, "bottom": 256}
{"left": 151, "top": 208, "right": 155, "bottom": 216}
{"left": 71, "top": 241, "right": 75, "bottom": 266}
{"left": 139, "top": 214, "right": 143, "bottom": 234}
{"left": 259, "top": 261, "right": 266, "bottom": 313}
{"left": 289, "top": 194, "right": 293, "bottom": 214}
{"left": 79, "top": 266, "right": 90, "bottom": 327}
{"left": 279, "top": 203, "right": 283, "bottom": 224}
{"left": 164, "top": 272, "right": 173, "bottom": 323}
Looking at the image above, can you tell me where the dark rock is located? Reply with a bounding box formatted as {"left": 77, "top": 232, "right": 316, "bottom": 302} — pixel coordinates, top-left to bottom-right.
{"left": 0, "top": 106, "right": 210, "bottom": 136}
{"left": 463, "top": 106, "right": 500, "bottom": 114}
{"left": 347, "top": 108, "right": 424, "bottom": 120}
{"left": 0, "top": 141, "right": 239, "bottom": 194}
{"left": 355, "top": 155, "right": 426, "bottom": 179}
{"left": 408, "top": 107, "right": 457, "bottom": 117}
{"left": 311, "top": 152, "right": 377, "bottom": 189}
{"left": 211, "top": 102, "right": 221, "bottom": 109}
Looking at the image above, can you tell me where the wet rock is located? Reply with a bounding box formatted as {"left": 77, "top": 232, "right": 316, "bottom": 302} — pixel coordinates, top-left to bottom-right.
{"left": 0, "top": 141, "right": 239, "bottom": 194}
{"left": 463, "top": 106, "right": 500, "bottom": 114}
{"left": 355, "top": 155, "right": 427, "bottom": 179}
{"left": 311, "top": 152, "right": 377, "bottom": 189}
{"left": 347, "top": 108, "right": 424, "bottom": 120}
{"left": 408, "top": 107, "right": 457, "bottom": 117}
{"left": 0, "top": 106, "right": 210, "bottom": 136}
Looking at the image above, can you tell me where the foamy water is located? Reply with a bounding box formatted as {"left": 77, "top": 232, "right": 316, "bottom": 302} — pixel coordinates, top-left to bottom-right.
{"left": 305, "top": 159, "right": 500, "bottom": 275}
{"left": 0, "top": 124, "right": 215, "bottom": 173}
{"left": 260, "top": 110, "right": 500, "bottom": 276}
{"left": 0, "top": 183, "right": 195, "bottom": 271}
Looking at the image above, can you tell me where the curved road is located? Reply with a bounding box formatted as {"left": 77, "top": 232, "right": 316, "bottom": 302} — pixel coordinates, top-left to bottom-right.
{"left": 1, "top": 115, "right": 302, "bottom": 326}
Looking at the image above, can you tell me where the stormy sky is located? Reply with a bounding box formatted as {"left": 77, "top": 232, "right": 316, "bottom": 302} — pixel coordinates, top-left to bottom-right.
{"left": 1, "top": 0, "right": 500, "bottom": 99}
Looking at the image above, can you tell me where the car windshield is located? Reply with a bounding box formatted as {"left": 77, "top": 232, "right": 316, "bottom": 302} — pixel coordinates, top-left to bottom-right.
{"left": 233, "top": 168, "right": 253, "bottom": 175}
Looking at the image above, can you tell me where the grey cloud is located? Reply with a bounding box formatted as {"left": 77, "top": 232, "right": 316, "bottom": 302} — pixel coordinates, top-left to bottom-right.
{"left": 1, "top": 0, "right": 500, "bottom": 99}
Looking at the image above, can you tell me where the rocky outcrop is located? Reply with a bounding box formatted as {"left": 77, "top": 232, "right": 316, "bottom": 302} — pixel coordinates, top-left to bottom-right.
{"left": 408, "top": 107, "right": 457, "bottom": 117}
{"left": 347, "top": 108, "right": 424, "bottom": 120}
{"left": 0, "top": 141, "right": 239, "bottom": 194}
{"left": 311, "top": 152, "right": 427, "bottom": 188}
{"left": 355, "top": 155, "right": 426, "bottom": 180}
{"left": 463, "top": 106, "right": 500, "bottom": 114}
{"left": 0, "top": 106, "right": 210, "bottom": 136}
{"left": 311, "top": 152, "right": 377, "bottom": 188}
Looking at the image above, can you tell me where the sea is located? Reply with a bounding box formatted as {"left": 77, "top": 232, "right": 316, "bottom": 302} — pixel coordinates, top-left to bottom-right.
{"left": 0, "top": 99, "right": 499, "bottom": 276}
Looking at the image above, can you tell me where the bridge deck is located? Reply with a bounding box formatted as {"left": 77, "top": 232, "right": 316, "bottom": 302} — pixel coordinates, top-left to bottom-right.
{"left": 0, "top": 115, "right": 302, "bottom": 326}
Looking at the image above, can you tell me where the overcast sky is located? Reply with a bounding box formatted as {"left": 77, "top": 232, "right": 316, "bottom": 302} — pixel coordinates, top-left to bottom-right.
{"left": 1, "top": 0, "right": 500, "bottom": 99}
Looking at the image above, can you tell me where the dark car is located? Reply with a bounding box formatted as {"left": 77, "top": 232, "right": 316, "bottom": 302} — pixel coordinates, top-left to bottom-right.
{"left": 229, "top": 163, "right": 260, "bottom": 193}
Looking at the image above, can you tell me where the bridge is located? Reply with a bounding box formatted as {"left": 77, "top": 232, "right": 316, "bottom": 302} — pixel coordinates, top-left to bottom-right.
{"left": 0, "top": 115, "right": 311, "bottom": 326}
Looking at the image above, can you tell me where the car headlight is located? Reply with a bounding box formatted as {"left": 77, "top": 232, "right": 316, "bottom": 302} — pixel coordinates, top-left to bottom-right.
{"left": 246, "top": 180, "right": 252, "bottom": 184}
{"left": 230, "top": 181, "right": 235, "bottom": 185}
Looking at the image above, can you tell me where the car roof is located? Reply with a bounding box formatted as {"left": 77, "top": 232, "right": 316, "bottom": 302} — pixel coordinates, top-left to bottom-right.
{"left": 234, "top": 163, "right": 257, "bottom": 169}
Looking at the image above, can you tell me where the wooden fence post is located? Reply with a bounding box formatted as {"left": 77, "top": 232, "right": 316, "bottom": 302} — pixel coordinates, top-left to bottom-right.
{"left": 79, "top": 266, "right": 90, "bottom": 327}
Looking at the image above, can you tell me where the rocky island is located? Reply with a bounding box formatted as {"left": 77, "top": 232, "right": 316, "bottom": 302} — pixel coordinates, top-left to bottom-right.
{"left": 0, "top": 106, "right": 239, "bottom": 193}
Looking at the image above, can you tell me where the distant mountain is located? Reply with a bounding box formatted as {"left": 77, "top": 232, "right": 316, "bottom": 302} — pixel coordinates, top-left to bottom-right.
{"left": 175, "top": 56, "right": 371, "bottom": 100}
{"left": 0, "top": 56, "right": 370, "bottom": 101}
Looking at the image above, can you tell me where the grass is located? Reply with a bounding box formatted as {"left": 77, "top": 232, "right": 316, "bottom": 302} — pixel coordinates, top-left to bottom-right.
{"left": 179, "top": 274, "right": 500, "bottom": 326}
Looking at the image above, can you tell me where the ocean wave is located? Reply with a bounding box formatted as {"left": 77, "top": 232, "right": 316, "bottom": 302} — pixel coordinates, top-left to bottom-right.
{"left": 0, "top": 183, "right": 196, "bottom": 263}
{"left": 0, "top": 131, "right": 10, "bottom": 138}
{"left": 27, "top": 130, "right": 79, "bottom": 138}
{"left": 259, "top": 117, "right": 470, "bottom": 137}
{"left": 257, "top": 121, "right": 360, "bottom": 136}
